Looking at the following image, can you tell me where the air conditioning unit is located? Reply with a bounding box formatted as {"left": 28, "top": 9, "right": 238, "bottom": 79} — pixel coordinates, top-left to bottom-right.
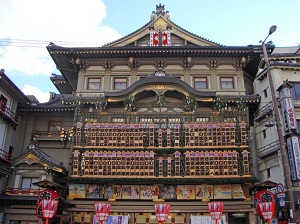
{"left": 270, "top": 218, "right": 278, "bottom": 224}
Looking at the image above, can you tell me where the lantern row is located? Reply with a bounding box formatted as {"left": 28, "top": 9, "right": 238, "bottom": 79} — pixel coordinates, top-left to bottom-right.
{"left": 74, "top": 122, "right": 247, "bottom": 148}
{"left": 72, "top": 150, "right": 249, "bottom": 177}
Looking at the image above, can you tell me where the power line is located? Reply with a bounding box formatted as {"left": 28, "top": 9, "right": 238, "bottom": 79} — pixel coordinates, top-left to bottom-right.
{"left": 0, "top": 38, "right": 103, "bottom": 48}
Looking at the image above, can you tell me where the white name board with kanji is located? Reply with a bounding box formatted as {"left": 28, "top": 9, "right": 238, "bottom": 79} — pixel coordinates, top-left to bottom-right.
{"left": 191, "top": 215, "right": 226, "bottom": 224}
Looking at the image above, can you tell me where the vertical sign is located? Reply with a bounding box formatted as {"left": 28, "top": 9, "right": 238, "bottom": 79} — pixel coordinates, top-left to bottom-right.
{"left": 280, "top": 87, "right": 297, "bottom": 132}
{"left": 287, "top": 137, "right": 297, "bottom": 181}
{"left": 291, "top": 136, "right": 300, "bottom": 180}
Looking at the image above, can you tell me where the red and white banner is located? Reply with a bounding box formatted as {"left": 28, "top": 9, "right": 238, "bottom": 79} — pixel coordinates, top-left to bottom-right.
{"left": 162, "top": 31, "right": 171, "bottom": 46}
{"left": 150, "top": 31, "right": 159, "bottom": 46}
{"left": 150, "top": 31, "right": 171, "bottom": 46}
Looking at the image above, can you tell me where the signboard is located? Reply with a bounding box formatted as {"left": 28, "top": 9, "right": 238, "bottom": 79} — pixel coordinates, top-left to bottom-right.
{"left": 287, "top": 136, "right": 300, "bottom": 180}
{"left": 280, "top": 87, "right": 297, "bottom": 132}
{"left": 287, "top": 137, "right": 297, "bottom": 181}
{"left": 229, "top": 213, "right": 247, "bottom": 218}
{"left": 93, "top": 215, "right": 128, "bottom": 224}
{"left": 191, "top": 215, "right": 226, "bottom": 224}
{"left": 276, "top": 183, "right": 284, "bottom": 193}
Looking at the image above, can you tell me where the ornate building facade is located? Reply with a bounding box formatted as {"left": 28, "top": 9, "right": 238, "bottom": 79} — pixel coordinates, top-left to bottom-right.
{"left": 0, "top": 4, "right": 277, "bottom": 224}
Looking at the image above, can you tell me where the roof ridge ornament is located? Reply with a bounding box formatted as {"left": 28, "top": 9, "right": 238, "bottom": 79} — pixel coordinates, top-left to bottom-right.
{"left": 150, "top": 4, "right": 170, "bottom": 20}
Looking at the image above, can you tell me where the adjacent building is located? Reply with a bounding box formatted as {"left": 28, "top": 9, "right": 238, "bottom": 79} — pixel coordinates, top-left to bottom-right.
{"left": 253, "top": 46, "right": 300, "bottom": 222}
{"left": 0, "top": 69, "right": 31, "bottom": 223}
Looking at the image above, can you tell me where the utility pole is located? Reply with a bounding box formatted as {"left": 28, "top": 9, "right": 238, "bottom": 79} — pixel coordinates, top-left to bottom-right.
{"left": 261, "top": 25, "right": 296, "bottom": 223}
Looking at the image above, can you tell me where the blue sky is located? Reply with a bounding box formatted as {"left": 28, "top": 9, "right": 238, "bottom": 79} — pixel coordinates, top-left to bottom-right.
{"left": 0, "top": 0, "right": 299, "bottom": 102}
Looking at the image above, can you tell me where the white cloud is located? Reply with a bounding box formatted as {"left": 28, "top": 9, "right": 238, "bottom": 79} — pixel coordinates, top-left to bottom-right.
{"left": 0, "top": 0, "right": 122, "bottom": 83}
{"left": 22, "top": 85, "right": 51, "bottom": 103}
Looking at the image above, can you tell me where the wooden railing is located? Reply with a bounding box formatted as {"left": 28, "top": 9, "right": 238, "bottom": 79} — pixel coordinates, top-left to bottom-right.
{"left": 5, "top": 188, "right": 41, "bottom": 195}
{"left": 33, "top": 131, "right": 61, "bottom": 138}
{"left": 0, "top": 148, "right": 12, "bottom": 163}
{"left": 0, "top": 101, "right": 20, "bottom": 125}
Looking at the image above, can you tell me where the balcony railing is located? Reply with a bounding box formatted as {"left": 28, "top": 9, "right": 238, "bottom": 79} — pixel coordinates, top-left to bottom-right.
{"left": 33, "top": 131, "right": 61, "bottom": 139}
{"left": 0, "top": 102, "right": 20, "bottom": 125}
{"left": 254, "top": 102, "right": 273, "bottom": 122}
{"left": 5, "top": 188, "right": 41, "bottom": 196}
{"left": 0, "top": 148, "right": 12, "bottom": 164}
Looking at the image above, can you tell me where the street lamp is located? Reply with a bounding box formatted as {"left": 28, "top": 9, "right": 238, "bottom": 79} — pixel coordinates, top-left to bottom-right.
{"left": 261, "top": 25, "right": 296, "bottom": 222}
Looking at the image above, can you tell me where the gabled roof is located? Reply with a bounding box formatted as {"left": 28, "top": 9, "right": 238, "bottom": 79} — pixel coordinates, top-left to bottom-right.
{"left": 103, "top": 5, "right": 220, "bottom": 47}
{"left": 13, "top": 143, "right": 68, "bottom": 175}
{"left": 0, "top": 69, "right": 31, "bottom": 103}
{"left": 46, "top": 4, "right": 263, "bottom": 93}
{"left": 50, "top": 73, "right": 73, "bottom": 94}
{"left": 17, "top": 93, "right": 75, "bottom": 112}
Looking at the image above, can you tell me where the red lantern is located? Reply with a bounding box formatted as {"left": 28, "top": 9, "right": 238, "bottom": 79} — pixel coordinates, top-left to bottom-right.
{"left": 257, "top": 202, "right": 276, "bottom": 224}
{"left": 208, "top": 202, "right": 224, "bottom": 223}
{"left": 37, "top": 190, "right": 59, "bottom": 218}
{"left": 154, "top": 203, "right": 171, "bottom": 224}
{"left": 255, "top": 190, "right": 275, "bottom": 220}
{"left": 40, "top": 199, "right": 58, "bottom": 224}
{"left": 94, "top": 203, "right": 111, "bottom": 224}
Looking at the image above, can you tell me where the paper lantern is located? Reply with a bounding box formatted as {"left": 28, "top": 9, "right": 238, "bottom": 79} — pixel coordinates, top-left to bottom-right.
{"left": 154, "top": 203, "right": 171, "bottom": 224}
{"left": 208, "top": 202, "right": 224, "bottom": 222}
{"left": 41, "top": 199, "right": 58, "bottom": 219}
{"left": 94, "top": 203, "right": 111, "bottom": 224}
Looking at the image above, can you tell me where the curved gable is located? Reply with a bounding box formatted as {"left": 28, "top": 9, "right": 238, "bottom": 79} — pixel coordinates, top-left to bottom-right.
{"left": 105, "top": 72, "right": 216, "bottom": 101}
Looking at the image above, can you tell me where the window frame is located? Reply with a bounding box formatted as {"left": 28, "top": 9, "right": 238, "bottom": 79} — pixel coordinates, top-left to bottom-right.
{"left": 87, "top": 77, "right": 101, "bottom": 90}
{"left": 263, "top": 88, "right": 268, "bottom": 98}
{"left": 113, "top": 77, "right": 128, "bottom": 90}
{"left": 220, "top": 77, "right": 234, "bottom": 89}
{"left": 194, "top": 77, "right": 208, "bottom": 89}
{"left": 48, "top": 121, "right": 62, "bottom": 133}
{"left": 21, "top": 177, "right": 40, "bottom": 189}
{"left": 291, "top": 82, "right": 300, "bottom": 99}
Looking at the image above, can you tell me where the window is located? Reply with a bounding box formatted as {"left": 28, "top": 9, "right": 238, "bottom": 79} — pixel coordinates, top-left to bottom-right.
{"left": 267, "top": 168, "right": 271, "bottom": 178}
{"left": 21, "top": 177, "right": 40, "bottom": 189}
{"left": 114, "top": 77, "right": 127, "bottom": 90}
{"left": 263, "top": 88, "right": 268, "bottom": 98}
{"left": 0, "top": 94, "right": 8, "bottom": 110}
{"left": 291, "top": 83, "right": 300, "bottom": 99}
{"left": 88, "top": 78, "right": 101, "bottom": 90}
{"left": 111, "top": 117, "right": 126, "bottom": 123}
{"left": 194, "top": 77, "right": 207, "bottom": 89}
{"left": 48, "top": 121, "right": 62, "bottom": 133}
{"left": 262, "top": 129, "right": 267, "bottom": 139}
{"left": 220, "top": 77, "right": 234, "bottom": 89}
{"left": 196, "top": 117, "right": 209, "bottom": 122}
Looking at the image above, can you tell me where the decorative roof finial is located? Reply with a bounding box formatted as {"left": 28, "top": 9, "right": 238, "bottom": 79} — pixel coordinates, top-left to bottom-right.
{"left": 150, "top": 4, "right": 171, "bottom": 20}
{"left": 156, "top": 4, "right": 165, "bottom": 15}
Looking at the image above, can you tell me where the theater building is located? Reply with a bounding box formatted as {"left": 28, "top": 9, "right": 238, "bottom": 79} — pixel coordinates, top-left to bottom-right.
{"left": 0, "top": 4, "right": 267, "bottom": 224}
